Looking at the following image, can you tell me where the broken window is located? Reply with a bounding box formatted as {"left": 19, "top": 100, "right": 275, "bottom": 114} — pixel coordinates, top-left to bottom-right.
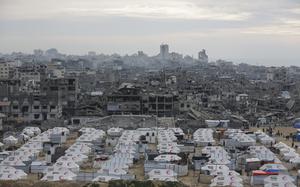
{"left": 34, "top": 114, "right": 40, "bottom": 119}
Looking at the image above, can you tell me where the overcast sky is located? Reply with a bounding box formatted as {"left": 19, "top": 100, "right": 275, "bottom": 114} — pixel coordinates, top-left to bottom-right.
{"left": 0, "top": 0, "right": 299, "bottom": 66}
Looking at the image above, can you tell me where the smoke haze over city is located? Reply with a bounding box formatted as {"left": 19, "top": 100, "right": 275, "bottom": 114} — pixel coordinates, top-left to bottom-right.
{"left": 0, "top": 0, "right": 300, "bottom": 66}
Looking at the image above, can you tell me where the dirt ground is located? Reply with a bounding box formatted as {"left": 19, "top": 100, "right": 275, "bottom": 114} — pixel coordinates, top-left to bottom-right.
{"left": 250, "top": 126, "right": 300, "bottom": 151}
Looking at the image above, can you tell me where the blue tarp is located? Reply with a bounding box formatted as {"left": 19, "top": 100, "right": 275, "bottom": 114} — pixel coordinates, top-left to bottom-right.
{"left": 294, "top": 122, "right": 300, "bottom": 128}
{"left": 264, "top": 169, "right": 280, "bottom": 173}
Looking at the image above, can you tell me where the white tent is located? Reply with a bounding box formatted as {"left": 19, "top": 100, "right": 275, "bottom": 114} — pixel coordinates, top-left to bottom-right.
{"left": 100, "top": 161, "right": 129, "bottom": 171}
{"left": 290, "top": 156, "right": 300, "bottom": 164}
{"left": 41, "top": 171, "right": 76, "bottom": 181}
{"left": 148, "top": 169, "right": 177, "bottom": 182}
{"left": 193, "top": 128, "right": 215, "bottom": 146}
{"left": 274, "top": 142, "right": 288, "bottom": 149}
{"left": 66, "top": 143, "right": 92, "bottom": 155}
{"left": 0, "top": 166, "right": 27, "bottom": 180}
{"left": 53, "top": 160, "right": 80, "bottom": 172}
{"left": 283, "top": 151, "right": 299, "bottom": 162}
{"left": 210, "top": 175, "right": 243, "bottom": 187}
{"left": 23, "top": 127, "right": 41, "bottom": 136}
{"left": 212, "top": 175, "right": 243, "bottom": 183}
{"left": 98, "top": 168, "right": 127, "bottom": 175}
{"left": 154, "top": 154, "right": 181, "bottom": 162}
{"left": 210, "top": 170, "right": 240, "bottom": 177}
{"left": 148, "top": 169, "right": 177, "bottom": 177}
{"left": 249, "top": 146, "right": 278, "bottom": 162}
{"left": 3, "top": 136, "right": 18, "bottom": 146}
{"left": 264, "top": 175, "right": 295, "bottom": 184}
{"left": 0, "top": 156, "right": 26, "bottom": 167}
{"left": 264, "top": 182, "right": 296, "bottom": 187}
{"left": 201, "top": 165, "right": 229, "bottom": 174}
{"left": 107, "top": 127, "right": 124, "bottom": 136}
{"left": 57, "top": 155, "right": 87, "bottom": 165}
{"left": 210, "top": 181, "right": 243, "bottom": 187}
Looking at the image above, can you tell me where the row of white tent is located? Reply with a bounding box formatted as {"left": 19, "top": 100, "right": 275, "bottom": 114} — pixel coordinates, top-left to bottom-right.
{"left": 274, "top": 142, "right": 300, "bottom": 164}
{"left": 200, "top": 146, "right": 243, "bottom": 186}
{"left": 225, "top": 129, "right": 256, "bottom": 148}
{"left": 248, "top": 146, "right": 281, "bottom": 162}
{"left": 149, "top": 128, "right": 184, "bottom": 181}
{"left": 3, "top": 136, "right": 18, "bottom": 146}
{"left": 193, "top": 128, "right": 215, "bottom": 146}
{"left": 0, "top": 127, "right": 69, "bottom": 180}
{"left": 255, "top": 131, "right": 276, "bottom": 146}
{"left": 77, "top": 127, "right": 105, "bottom": 143}
{"left": 30, "top": 127, "right": 69, "bottom": 143}
{"left": 107, "top": 127, "right": 124, "bottom": 137}
{"left": 200, "top": 163, "right": 243, "bottom": 186}
{"left": 202, "top": 146, "right": 231, "bottom": 166}
{"left": 20, "top": 127, "right": 42, "bottom": 142}
{"left": 94, "top": 130, "right": 140, "bottom": 181}
{"left": 157, "top": 129, "right": 180, "bottom": 154}
{"left": 41, "top": 127, "right": 103, "bottom": 181}
{"left": 0, "top": 166, "right": 27, "bottom": 180}
{"left": 210, "top": 170, "right": 243, "bottom": 187}
{"left": 263, "top": 174, "right": 296, "bottom": 187}
{"left": 3, "top": 127, "right": 42, "bottom": 146}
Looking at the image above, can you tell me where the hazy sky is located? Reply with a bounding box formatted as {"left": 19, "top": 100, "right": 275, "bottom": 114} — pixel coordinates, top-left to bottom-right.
{"left": 0, "top": 0, "right": 300, "bottom": 66}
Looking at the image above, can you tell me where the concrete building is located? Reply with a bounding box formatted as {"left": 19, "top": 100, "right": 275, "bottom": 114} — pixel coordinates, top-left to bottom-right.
{"left": 160, "top": 44, "right": 169, "bottom": 60}
{"left": 41, "top": 78, "right": 78, "bottom": 109}
{"left": 143, "top": 93, "right": 179, "bottom": 117}
{"left": 0, "top": 60, "right": 18, "bottom": 80}
{"left": 0, "top": 96, "right": 62, "bottom": 121}
{"left": 198, "top": 49, "right": 208, "bottom": 64}
{"left": 0, "top": 80, "right": 21, "bottom": 98}
{"left": 0, "top": 61, "right": 10, "bottom": 80}
{"left": 107, "top": 83, "right": 142, "bottom": 115}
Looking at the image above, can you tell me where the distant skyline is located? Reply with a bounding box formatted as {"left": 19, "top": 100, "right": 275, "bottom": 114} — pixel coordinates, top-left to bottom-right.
{"left": 0, "top": 0, "right": 299, "bottom": 66}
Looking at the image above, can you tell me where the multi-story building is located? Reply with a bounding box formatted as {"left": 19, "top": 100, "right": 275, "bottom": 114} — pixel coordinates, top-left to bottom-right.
{"left": 0, "top": 62, "right": 9, "bottom": 80}
{"left": 0, "top": 80, "right": 21, "bottom": 98}
{"left": 198, "top": 49, "right": 208, "bottom": 64}
{"left": 160, "top": 44, "right": 169, "bottom": 60}
{"left": 107, "top": 83, "right": 179, "bottom": 117}
{"left": 0, "top": 60, "right": 18, "bottom": 80}
{"left": 0, "top": 95, "right": 62, "bottom": 122}
{"left": 143, "top": 93, "right": 178, "bottom": 117}
{"left": 13, "top": 64, "right": 47, "bottom": 93}
{"left": 41, "top": 77, "right": 79, "bottom": 109}
{"left": 107, "top": 83, "right": 142, "bottom": 115}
